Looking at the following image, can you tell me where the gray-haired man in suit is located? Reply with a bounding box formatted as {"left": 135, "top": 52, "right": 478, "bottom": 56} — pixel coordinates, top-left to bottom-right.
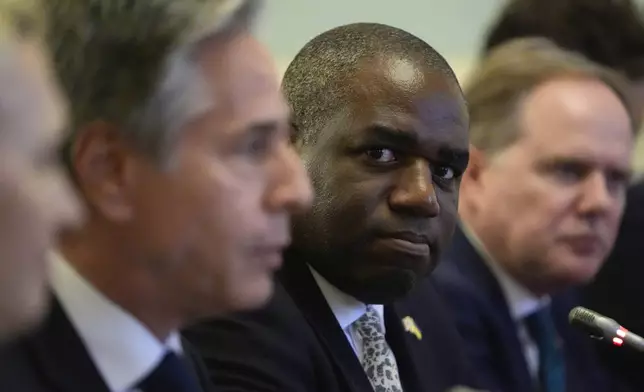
{"left": 0, "top": 0, "right": 311, "bottom": 391}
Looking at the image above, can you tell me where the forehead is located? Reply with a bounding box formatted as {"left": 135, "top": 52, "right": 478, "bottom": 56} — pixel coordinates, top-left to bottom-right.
{"left": 517, "top": 77, "right": 632, "bottom": 162}
{"left": 196, "top": 32, "right": 288, "bottom": 135}
{"left": 331, "top": 55, "right": 468, "bottom": 148}
{"left": 0, "top": 40, "right": 65, "bottom": 147}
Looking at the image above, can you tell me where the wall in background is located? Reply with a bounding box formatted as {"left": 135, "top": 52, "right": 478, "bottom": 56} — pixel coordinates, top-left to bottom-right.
{"left": 258, "top": 0, "right": 644, "bottom": 173}
{"left": 256, "top": 0, "right": 503, "bottom": 82}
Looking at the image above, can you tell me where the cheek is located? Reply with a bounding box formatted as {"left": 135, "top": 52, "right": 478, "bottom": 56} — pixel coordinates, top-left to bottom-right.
{"left": 494, "top": 172, "right": 569, "bottom": 232}
{"left": 0, "top": 167, "right": 51, "bottom": 312}
{"left": 171, "top": 176, "right": 262, "bottom": 305}
{"left": 437, "top": 191, "right": 459, "bottom": 242}
{"left": 314, "top": 175, "right": 379, "bottom": 237}
{"left": 185, "top": 161, "right": 268, "bottom": 264}
{"left": 0, "top": 167, "right": 50, "bottom": 250}
{"left": 602, "top": 206, "right": 625, "bottom": 243}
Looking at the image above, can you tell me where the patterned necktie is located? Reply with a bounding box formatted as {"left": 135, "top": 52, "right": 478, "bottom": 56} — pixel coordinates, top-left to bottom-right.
{"left": 134, "top": 351, "right": 202, "bottom": 392}
{"left": 354, "top": 306, "right": 403, "bottom": 392}
{"left": 525, "top": 307, "right": 566, "bottom": 392}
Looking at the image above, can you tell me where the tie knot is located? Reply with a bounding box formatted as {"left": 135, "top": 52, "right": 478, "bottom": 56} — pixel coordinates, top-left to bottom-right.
{"left": 355, "top": 305, "right": 385, "bottom": 339}
{"left": 525, "top": 306, "right": 556, "bottom": 343}
{"left": 354, "top": 306, "right": 403, "bottom": 392}
{"left": 135, "top": 351, "right": 201, "bottom": 392}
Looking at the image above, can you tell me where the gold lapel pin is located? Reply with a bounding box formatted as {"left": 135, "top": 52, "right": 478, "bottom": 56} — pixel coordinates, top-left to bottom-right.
{"left": 402, "top": 316, "right": 422, "bottom": 340}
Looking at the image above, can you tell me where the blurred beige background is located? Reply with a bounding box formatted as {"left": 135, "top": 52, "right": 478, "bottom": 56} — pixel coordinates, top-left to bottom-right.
{"left": 258, "top": 0, "right": 644, "bottom": 175}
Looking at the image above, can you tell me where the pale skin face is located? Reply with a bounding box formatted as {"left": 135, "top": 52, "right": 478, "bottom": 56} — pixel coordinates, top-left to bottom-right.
{"left": 0, "top": 38, "right": 82, "bottom": 339}
{"left": 64, "top": 30, "right": 312, "bottom": 338}
{"left": 461, "top": 77, "right": 633, "bottom": 295}
{"left": 137, "top": 32, "right": 313, "bottom": 315}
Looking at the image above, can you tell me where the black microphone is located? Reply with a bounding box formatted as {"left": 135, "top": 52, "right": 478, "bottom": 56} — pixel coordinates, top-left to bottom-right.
{"left": 569, "top": 306, "right": 644, "bottom": 352}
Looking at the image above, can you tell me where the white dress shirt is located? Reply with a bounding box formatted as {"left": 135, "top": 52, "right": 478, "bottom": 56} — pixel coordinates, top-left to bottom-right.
{"left": 309, "top": 266, "right": 385, "bottom": 363}
{"left": 461, "top": 224, "right": 550, "bottom": 380}
{"left": 49, "top": 251, "right": 183, "bottom": 392}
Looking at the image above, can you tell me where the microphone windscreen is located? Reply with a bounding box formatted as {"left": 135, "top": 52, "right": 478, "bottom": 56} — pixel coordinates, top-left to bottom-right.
{"left": 444, "top": 386, "right": 489, "bottom": 392}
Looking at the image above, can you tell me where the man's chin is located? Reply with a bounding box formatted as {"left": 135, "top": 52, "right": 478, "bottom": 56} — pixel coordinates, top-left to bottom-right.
{"left": 227, "top": 276, "right": 276, "bottom": 311}
{"left": 337, "top": 268, "right": 419, "bottom": 304}
{"left": 0, "top": 298, "right": 48, "bottom": 343}
{"left": 564, "top": 267, "right": 601, "bottom": 286}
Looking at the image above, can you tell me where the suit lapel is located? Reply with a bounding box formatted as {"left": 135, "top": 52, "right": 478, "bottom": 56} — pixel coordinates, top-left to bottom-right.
{"left": 25, "top": 298, "right": 110, "bottom": 392}
{"left": 384, "top": 303, "right": 424, "bottom": 392}
{"left": 447, "top": 227, "right": 535, "bottom": 391}
{"left": 181, "top": 337, "right": 212, "bottom": 392}
{"left": 278, "top": 258, "right": 373, "bottom": 392}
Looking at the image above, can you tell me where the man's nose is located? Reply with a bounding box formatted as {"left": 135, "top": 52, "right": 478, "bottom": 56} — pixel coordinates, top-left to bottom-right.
{"left": 265, "top": 143, "right": 313, "bottom": 213}
{"left": 578, "top": 171, "right": 613, "bottom": 217}
{"left": 388, "top": 159, "right": 439, "bottom": 217}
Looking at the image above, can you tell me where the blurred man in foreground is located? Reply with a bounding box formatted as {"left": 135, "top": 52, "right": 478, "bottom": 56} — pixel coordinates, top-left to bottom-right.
{"left": 0, "top": 0, "right": 311, "bottom": 391}
{"left": 185, "top": 22, "right": 480, "bottom": 392}
{"left": 433, "top": 38, "right": 637, "bottom": 392}
{"left": 0, "top": 0, "right": 81, "bottom": 342}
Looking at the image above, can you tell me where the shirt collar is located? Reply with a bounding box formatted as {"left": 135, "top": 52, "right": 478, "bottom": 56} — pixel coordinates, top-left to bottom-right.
{"left": 309, "top": 266, "right": 385, "bottom": 332}
{"left": 49, "top": 251, "right": 182, "bottom": 392}
{"left": 460, "top": 222, "right": 549, "bottom": 320}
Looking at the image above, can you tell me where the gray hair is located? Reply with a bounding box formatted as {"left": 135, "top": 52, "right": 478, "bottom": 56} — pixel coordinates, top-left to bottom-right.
{"left": 466, "top": 37, "right": 639, "bottom": 156}
{"left": 46, "top": 0, "right": 261, "bottom": 170}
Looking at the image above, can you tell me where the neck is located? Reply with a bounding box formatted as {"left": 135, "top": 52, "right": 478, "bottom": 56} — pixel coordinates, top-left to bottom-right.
{"left": 459, "top": 206, "right": 550, "bottom": 298}
{"left": 58, "top": 228, "right": 183, "bottom": 341}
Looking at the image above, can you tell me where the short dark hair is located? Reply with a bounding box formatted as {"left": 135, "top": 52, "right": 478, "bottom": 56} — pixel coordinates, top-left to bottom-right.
{"left": 483, "top": 0, "right": 644, "bottom": 80}
{"left": 282, "top": 22, "right": 460, "bottom": 146}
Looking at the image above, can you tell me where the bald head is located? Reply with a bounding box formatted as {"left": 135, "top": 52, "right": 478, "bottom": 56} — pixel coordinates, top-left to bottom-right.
{"left": 282, "top": 22, "right": 461, "bottom": 145}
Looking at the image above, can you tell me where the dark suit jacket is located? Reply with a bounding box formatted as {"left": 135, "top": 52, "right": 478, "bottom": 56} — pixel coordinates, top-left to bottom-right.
{"left": 432, "top": 227, "right": 631, "bottom": 392}
{"left": 183, "top": 256, "right": 480, "bottom": 392}
{"left": 0, "top": 298, "right": 213, "bottom": 392}
{"left": 583, "top": 180, "right": 644, "bottom": 391}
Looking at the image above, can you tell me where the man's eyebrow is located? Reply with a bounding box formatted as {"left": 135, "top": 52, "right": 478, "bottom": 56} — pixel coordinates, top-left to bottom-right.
{"left": 349, "top": 124, "right": 469, "bottom": 161}
{"left": 246, "top": 120, "right": 280, "bottom": 134}
{"left": 437, "top": 146, "right": 469, "bottom": 170}
{"left": 347, "top": 124, "right": 420, "bottom": 148}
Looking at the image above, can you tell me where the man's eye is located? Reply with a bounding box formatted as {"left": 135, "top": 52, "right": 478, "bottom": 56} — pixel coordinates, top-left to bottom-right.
{"left": 433, "top": 165, "right": 455, "bottom": 180}
{"left": 240, "top": 134, "right": 272, "bottom": 159}
{"left": 364, "top": 148, "right": 397, "bottom": 164}
{"left": 249, "top": 137, "right": 270, "bottom": 155}
{"left": 550, "top": 162, "right": 587, "bottom": 183}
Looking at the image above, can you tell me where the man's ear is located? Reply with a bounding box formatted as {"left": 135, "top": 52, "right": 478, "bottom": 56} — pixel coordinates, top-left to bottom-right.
{"left": 461, "top": 145, "right": 488, "bottom": 190}
{"left": 69, "top": 121, "right": 136, "bottom": 222}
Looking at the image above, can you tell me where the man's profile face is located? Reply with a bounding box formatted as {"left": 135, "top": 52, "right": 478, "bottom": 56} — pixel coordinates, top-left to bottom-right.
{"left": 129, "top": 31, "right": 312, "bottom": 315}
{"left": 471, "top": 77, "right": 632, "bottom": 293}
{"left": 293, "top": 55, "right": 469, "bottom": 304}
{"left": 0, "top": 39, "right": 81, "bottom": 338}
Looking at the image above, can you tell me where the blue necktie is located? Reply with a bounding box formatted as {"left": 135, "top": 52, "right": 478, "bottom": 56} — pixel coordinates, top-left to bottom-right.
{"left": 525, "top": 307, "right": 566, "bottom": 392}
{"left": 135, "top": 351, "right": 202, "bottom": 392}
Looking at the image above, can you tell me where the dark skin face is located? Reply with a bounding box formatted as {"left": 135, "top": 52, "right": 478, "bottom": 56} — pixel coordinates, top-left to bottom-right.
{"left": 292, "top": 55, "right": 469, "bottom": 304}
